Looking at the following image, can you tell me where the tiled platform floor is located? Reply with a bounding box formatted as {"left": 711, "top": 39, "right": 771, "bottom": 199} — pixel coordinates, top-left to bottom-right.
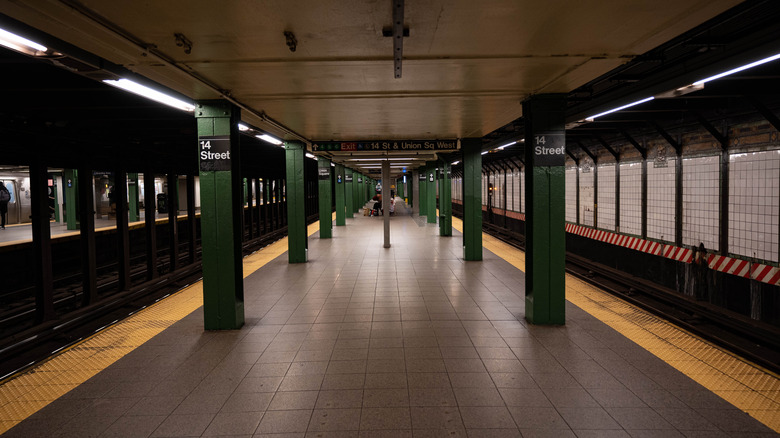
{"left": 3, "top": 204, "right": 778, "bottom": 437}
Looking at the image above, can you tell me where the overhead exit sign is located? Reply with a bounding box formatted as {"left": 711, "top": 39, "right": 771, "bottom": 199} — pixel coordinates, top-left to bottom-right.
{"left": 313, "top": 140, "right": 458, "bottom": 152}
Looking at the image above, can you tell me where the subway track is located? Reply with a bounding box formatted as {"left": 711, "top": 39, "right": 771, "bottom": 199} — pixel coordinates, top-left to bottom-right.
{"left": 469, "top": 214, "right": 780, "bottom": 375}
{"left": 0, "top": 214, "right": 316, "bottom": 380}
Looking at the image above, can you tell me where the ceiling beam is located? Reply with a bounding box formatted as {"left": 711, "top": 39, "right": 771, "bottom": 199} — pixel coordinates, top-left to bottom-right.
{"left": 621, "top": 130, "right": 647, "bottom": 159}
{"left": 747, "top": 96, "right": 780, "bottom": 133}
{"left": 594, "top": 136, "right": 620, "bottom": 161}
{"left": 694, "top": 112, "right": 728, "bottom": 150}
{"left": 649, "top": 121, "right": 681, "bottom": 155}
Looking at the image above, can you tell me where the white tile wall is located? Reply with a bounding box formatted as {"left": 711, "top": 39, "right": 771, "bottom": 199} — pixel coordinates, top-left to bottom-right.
{"left": 619, "top": 162, "right": 642, "bottom": 236}
{"left": 683, "top": 156, "right": 720, "bottom": 251}
{"left": 579, "top": 165, "right": 595, "bottom": 227}
{"left": 497, "top": 171, "right": 506, "bottom": 210}
{"left": 482, "top": 174, "right": 487, "bottom": 206}
{"left": 565, "top": 166, "right": 577, "bottom": 223}
{"left": 729, "top": 151, "right": 780, "bottom": 262}
{"left": 647, "top": 158, "right": 676, "bottom": 242}
{"left": 520, "top": 169, "right": 525, "bottom": 213}
{"left": 597, "top": 164, "right": 616, "bottom": 231}
{"left": 507, "top": 172, "right": 515, "bottom": 211}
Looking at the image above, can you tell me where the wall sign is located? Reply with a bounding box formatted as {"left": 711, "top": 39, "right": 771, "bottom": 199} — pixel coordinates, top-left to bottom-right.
{"left": 345, "top": 175, "right": 353, "bottom": 182}
{"left": 337, "top": 175, "right": 343, "bottom": 184}
{"left": 318, "top": 168, "right": 330, "bottom": 180}
{"left": 532, "top": 132, "right": 565, "bottom": 166}
{"left": 358, "top": 177, "right": 363, "bottom": 183}
{"left": 199, "top": 135, "right": 232, "bottom": 171}
{"left": 419, "top": 173, "right": 426, "bottom": 181}
{"left": 428, "top": 173, "right": 434, "bottom": 182}
{"left": 313, "top": 139, "right": 458, "bottom": 152}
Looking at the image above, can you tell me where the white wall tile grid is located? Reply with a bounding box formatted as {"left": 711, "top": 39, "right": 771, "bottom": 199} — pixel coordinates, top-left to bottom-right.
{"left": 597, "top": 164, "right": 616, "bottom": 231}
{"left": 729, "top": 150, "right": 780, "bottom": 262}
{"left": 579, "top": 165, "right": 595, "bottom": 227}
{"left": 619, "top": 162, "right": 642, "bottom": 236}
{"left": 647, "top": 158, "right": 676, "bottom": 242}
{"left": 565, "top": 167, "right": 577, "bottom": 223}
{"left": 682, "top": 156, "right": 720, "bottom": 251}
{"left": 506, "top": 172, "right": 515, "bottom": 211}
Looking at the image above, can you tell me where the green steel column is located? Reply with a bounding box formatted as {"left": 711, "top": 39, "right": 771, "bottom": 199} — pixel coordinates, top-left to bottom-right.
{"left": 439, "top": 163, "right": 452, "bottom": 236}
{"left": 63, "top": 169, "right": 78, "bottom": 230}
{"left": 195, "top": 100, "right": 244, "bottom": 330}
{"left": 426, "top": 162, "right": 437, "bottom": 224}
{"left": 463, "top": 138, "right": 482, "bottom": 261}
{"left": 524, "top": 94, "right": 566, "bottom": 325}
{"left": 345, "top": 168, "right": 354, "bottom": 218}
{"left": 317, "top": 158, "right": 333, "bottom": 238}
{"left": 419, "top": 169, "right": 427, "bottom": 217}
{"left": 128, "top": 173, "right": 140, "bottom": 222}
{"left": 335, "top": 164, "right": 346, "bottom": 226}
{"left": 354, "top": 174, "right": 362, "bottom": 213}
{"left": 285, "top": 141, "right": 307, "bottom": 263}
{"left": 52, "top": 175, "right": 60, "bottom": 223}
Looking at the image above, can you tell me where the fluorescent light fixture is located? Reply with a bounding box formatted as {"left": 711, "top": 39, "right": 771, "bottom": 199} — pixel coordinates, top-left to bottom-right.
{"left": 347, "top": 158, "right": 414, "bottom": 161}
{"left": 256, "top": 133, "right": 283, "bottom": 145}
{"left": 238, "top": 123, "right": 250, "bottom": 131}
{"left": 481, "top": 151, "right": 488, "bottom": 155}
{"left": 496, "top": 141, "right": 517, "bottom": 150}
{"left": 331, "top": 162, "right": 335, "bottom": 167}
{"left": 693, "top": 53, "right": 780, "bottom": 85}
{"left": 305, "top": 153, "right": 316, "bottom": 159}
{"left": 102, "top": 79, "right": 196, "bottom": 112}
{"left": 585, "top": 96, "right": 655, "bottom": 121}
{"left": 451, "top": 160, "right": 460, "bottom": 165}
{"left": 0, "top": 27, "right": 48, "bottom": 56}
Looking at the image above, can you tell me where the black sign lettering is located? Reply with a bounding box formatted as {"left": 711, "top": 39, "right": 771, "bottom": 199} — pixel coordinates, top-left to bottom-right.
{"left": 199, "top": 135, "right": 232, "bottom": 171}
{"left": 532, "top": 132, "right": 565, "bottom": 166}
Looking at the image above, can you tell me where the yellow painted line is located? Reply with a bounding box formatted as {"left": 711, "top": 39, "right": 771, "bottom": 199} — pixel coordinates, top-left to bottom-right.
{"left": 0, "top": 220, "right": 323, "bottom": 434}
{"left": 452, "top": 216, "right": 780, "bottom": 432}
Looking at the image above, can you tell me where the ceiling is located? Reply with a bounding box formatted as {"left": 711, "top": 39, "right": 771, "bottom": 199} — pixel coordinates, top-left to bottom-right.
{"left": 0, "top": 0, "right": 741, "bottom": 146}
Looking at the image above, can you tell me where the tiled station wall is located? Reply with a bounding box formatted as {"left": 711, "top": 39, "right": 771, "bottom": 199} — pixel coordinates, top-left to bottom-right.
{"left": 451, "top": 119, "right": 780, "bottom": 287}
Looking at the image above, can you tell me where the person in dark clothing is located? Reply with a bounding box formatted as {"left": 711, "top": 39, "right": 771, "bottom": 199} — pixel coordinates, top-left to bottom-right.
{"left": 0, "top": 182, "right": 10, "bottom": 229}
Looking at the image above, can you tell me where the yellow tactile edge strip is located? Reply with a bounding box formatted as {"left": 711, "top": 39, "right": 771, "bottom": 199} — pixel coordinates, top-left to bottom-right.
{"left": 0, "top": 219, "right": 324, "bottom": 434}
{"left": 451, "top": 216, "right": 780, "bottom": 432}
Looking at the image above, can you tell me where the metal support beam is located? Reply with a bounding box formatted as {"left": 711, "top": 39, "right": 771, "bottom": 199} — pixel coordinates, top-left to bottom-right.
{"left": 285, "top": 141, "right": 308, "bottom": 263}
{"left": 392, "top": 0, "right": 404, "bottom": 79}
{"left": 144, "top": 171, "right": 158, "bottom": 280}
{"left": 335, "top": 164, "right": 346, "bottom": 226}
{"left": 695, "top": 113, "right": 728, "bottom": 150}
{"left": 78, "top": 163, "right": 97, "bottom": 306}
{"left": 426, "top": 161, "right": 437, "bottom": 224}
{"left": 595, "top": 136, "right": 620, "bottom": 161}
{"left": 524, "top": 94, "right": 566, "bottom": 325}
{"left": 187, "top": 174, "right": 197, "bottom": 265}
{"left": 621, "top": 130, "right": 647, "bottom": 159}
{"left": 565, "top": 148, "right": 579, "bottom": 165}
{"left": 577, "top": 142, "right": 598, "bottom": 164}
{"left": 115, "top": 169, "right": 131, "bottom": 291}
{"left": 748, "top": 97, "right": 780, "bottom": 133}
{"left": 439, "top": 162, "right": 452, "bottom": 236}
{"left": 345, "top": 168, "right": 354, "bottom": 218}
{"left": 462, "top": 138, "right": 483, "bottom": 261}
{"left": 128, "top": 173, "right": 140, "bottom": 222}
{"left": 382, "top": 161, "right": 391, "bottom": 248}
{"left": 30, "top": 160, "right": 54, "bottom": 323}
{"left": 167, "top": 173, "right": 179, "bottom": 272}
{"left": 196, "top": 100, "right": 244, "bottom": 330}
{"left": 650, "top": 121, "right": 682, "bottom": 154}
{"left": 318, "top": 158, "right": 333, "bottom": 238}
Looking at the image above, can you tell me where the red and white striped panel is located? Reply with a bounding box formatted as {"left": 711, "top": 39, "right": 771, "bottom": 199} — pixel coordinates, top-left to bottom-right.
{"left": 752, "top": 263, "right": 780, "bottom": 285}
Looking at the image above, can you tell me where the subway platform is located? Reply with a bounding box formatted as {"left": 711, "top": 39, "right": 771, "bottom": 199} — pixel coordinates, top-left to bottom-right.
{"left": 0, "top": 201, "right": 778, "bottom": 437}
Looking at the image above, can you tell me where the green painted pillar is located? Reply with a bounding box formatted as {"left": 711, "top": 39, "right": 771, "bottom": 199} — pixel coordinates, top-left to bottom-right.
{"left": 335, "top": 164, "right": 346, "bottom": 226}
{"left": 345, "top": 169, "right": 354, "bottom": 218}
{"left": 419, "top": 169, "right": 427, "bottom": 217}
{"left": 354, "top": 174, "right": 362, "bottom": 213}
{"left": 463, "top": 138, "right": 483, "bottom": 261}
{"left": 317, "top": 158, "right": 333, "bottom": 238}
{"left": 439, "top": 163, "right": 452, "bottom": 236}
{"left": 63, "top": 169, "right": 78, "bottom": 230}
{"left": 524, "top": 94, "right": 566, "bottom": 325}
{"left": 195, "top": 100, "right": 244, "bottom": 330}
{"left": 426, "top": 162, "right": 437, "bottom": 224}
{"left": 128, "top": 173, "right": 140, "bottom": 222}
{"left": 285, "top": 141, "right": 307, "bottom": 263}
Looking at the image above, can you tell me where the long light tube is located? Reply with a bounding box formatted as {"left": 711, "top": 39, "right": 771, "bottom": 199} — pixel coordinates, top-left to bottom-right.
{"left": 238, "top": 123, "right": 250, "bottom": 131}
{"left": 693, "top": 52, "right": 780, "bottom": 85}
{"left": 256, "top": 134, "right": 283, "bottom": 145}
{"left": 496, "top": 141, "right": 516, "bottom": 150}
{"left": 451, "top": 160, "right": 460, "bottom": 165}
{"left": 305, "top": 153, "right": 316, "bottom": 159}
{"left": 585, "top": 96, "right": 654, "bottom": 121}
{"left": 0, "top": 27, "right": 48, "bottom": 56}
{"left": 103, "top": 79, "right": 196, "bottom": 112}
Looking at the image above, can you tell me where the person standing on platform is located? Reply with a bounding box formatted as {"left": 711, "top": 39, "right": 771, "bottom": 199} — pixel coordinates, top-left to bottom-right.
{"left": 0, "top": 182, "right": 10, "bottom": 229}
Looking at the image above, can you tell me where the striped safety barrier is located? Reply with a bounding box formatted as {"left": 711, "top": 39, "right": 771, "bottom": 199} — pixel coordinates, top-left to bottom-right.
{"left": 453, "top": 200, "right": 780, "bottom": 286}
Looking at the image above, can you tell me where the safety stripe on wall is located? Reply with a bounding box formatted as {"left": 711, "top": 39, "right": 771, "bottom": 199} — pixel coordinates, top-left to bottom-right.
{"left": 455, "top": 199, "right": 779, "bottom": 286}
